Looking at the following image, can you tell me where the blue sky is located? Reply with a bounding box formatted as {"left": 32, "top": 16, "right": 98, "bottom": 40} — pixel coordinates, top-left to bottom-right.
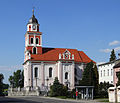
{"left": 0, "top": 0, "right": 120, "bottom": 83}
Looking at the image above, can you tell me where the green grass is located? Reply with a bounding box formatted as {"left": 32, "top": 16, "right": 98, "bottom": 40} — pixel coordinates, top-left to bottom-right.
{"left": 56, "top": 96, "right": 67, "bottom": 99}
{"left": 95, "top": 98, "right": 109, "bottom": 102}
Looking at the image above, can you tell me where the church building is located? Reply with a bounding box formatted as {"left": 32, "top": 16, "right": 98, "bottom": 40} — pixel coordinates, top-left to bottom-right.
{"left": 23, "top": 10, "right": 94, "bottom": 90}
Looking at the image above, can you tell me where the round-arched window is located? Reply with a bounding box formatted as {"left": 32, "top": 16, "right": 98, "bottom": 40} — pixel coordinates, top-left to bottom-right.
{"left": 34, "top": 67, "right": 38, "bottom": 78}
{"left": 49, "top": 67, "right": 52, "bottom": 78}
{"left": 36, "top": 38, "right": 39, "bottom": 44}
{"left": 65, "top": 72, "right": 68, "bottom": 79}
{"left": 33, "top": 47, "right": 37, "bottom": 54}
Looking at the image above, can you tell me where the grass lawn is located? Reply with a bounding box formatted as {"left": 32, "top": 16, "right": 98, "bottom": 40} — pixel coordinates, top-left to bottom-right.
{"left": 95, "top": 98, "right": 109, "bottom": 102}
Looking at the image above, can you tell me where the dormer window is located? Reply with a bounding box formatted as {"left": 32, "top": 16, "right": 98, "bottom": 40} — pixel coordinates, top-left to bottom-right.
{"left": 65, "top": 51, "right": 69, "bottom": 58}
{"left": 64, "top": 50, "right": 71, "bottom": 59}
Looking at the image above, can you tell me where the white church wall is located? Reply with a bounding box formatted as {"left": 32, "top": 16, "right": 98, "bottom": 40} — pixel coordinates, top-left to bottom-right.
{"left": 32, "top": 64, "right": 41, "bottom": 87}
{"left": 44, "top": 63, "right": 56, "bottom": 87}
{"left": 24, "top": 62, "right": 32, "bottom": 87}
{"left": 62, "top": 63, "right": 72, "bottom": 84}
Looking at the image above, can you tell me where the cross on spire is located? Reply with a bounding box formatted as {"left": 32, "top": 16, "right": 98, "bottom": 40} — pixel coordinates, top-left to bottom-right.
{"left": 32, "top": 7, "right": 35, "bottom": 15}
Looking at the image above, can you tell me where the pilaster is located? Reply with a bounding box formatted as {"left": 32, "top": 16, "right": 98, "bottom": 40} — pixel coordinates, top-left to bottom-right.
{"left": 58, "top": 61, "right": 63, "bottom": 83}
{"left": 71, "top": 62, "right": 75, "bottom": 89}
{"left": 41, "top": 62, "right": 45, "bottom": 86}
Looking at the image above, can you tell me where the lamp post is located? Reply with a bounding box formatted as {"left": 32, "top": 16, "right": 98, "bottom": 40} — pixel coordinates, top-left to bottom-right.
{"left": 46, "top": 77, "right": 49, "bottom": 96}
{"left": 65, "top": 79, "right": 69, "bottom": 89}
{"left": 35, "top": 77, "right": 37, "bottom": 87}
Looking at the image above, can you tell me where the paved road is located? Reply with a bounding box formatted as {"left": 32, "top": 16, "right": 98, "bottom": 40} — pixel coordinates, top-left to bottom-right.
{"left": 0, "top": 96, "right": 105, "bottom": 103}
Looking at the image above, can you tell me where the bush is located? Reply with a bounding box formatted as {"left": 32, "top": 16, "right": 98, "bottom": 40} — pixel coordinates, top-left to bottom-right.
{"left": 97, "top": 82, "right": 114, "bottom": 98}
{"left": 50, "top": 77, "right": 68, "bottom": 97}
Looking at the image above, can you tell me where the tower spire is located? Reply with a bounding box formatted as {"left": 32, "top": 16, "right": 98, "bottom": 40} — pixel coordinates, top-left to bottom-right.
{"left": 32, "top": 7, "right": 35, "bottom": 15}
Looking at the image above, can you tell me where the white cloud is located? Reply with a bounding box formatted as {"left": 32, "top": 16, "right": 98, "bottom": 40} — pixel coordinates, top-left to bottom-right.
{"left": 0, "top": 65, "right": 23, "bottom": 71}
{"left": 109, "top": 40, "right": 120, "bottom": 46}
{"left": 97, "top": 62, "right": 105, "bottom": 65}
{"left": 114, "top": 46, "right": 120, "bottom": 52}
{"left": 100, "top": 49, "right": 111, "bottom": 53}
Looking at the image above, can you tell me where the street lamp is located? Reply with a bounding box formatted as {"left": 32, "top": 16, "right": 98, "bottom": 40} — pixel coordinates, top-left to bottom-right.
{"left": 46, "top": 77, "right": 49, "bottom": 96}
{"left": 35, "top": 77, "right": 37, "bottom": 87}
{"left": 65, "top": 79, "right": 69, "bottom": 89}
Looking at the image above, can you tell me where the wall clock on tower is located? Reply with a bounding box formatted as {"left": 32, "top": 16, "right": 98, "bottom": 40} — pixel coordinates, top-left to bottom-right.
{"left": 32, "top": 25, "right": 36, "bottom": 30}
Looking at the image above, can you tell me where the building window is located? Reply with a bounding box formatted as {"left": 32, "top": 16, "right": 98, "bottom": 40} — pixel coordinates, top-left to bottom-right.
{"left": 107, "top": 69, "right": 109, "bottom": 76}
{"left": 33, "top": 47, "right": 37, "bottom": 54}
{"left": 49, "top": 67, "right": 52, "bottom": 78}
{"left": 65, "top": 72, "right": 68, "bottom": 79}
{"left": 34, "top": 67, "right": 38, "bottom": 78}
{"left": 29, "top": 25, "right": 31, "bottom": 31}
{"left": 37, "top": 26, "right": 39, "bottom": 31}
{"left": 101, "top": 70, "right": 102, "bottom": 77}
{"left": 31, "top": 38, "right": 33, "bottom": 44}
{"left": 104, "top": 70, "right": 105, "bottom": 76}
{"left": 111, "top": 69, "right": 113, "bottom": 76}
{"left": 36, "top": 38, "right": 39, "bottom": 44}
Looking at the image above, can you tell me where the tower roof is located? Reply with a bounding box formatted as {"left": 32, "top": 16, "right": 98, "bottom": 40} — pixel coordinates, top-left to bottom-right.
{"left": 28, "top": 9, "right": 38, "bottom": 24}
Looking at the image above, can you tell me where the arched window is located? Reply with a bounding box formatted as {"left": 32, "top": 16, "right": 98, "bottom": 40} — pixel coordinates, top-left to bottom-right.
{"left": 37, "top": 26, "right": 39, "bottom": 31}
{"left": 34, "top": 67, "right": 38, "bottom": 78}
{"left": 65, "top": 72, "right": 68, "bottom": 79}
{"left": 36, "top": 38, "right": 39, "bottom": 44}
{"left": 101, "top": 70, "right": 102, "bottom": 77}
{"left": 49, "top": 67, "right": 52, "bottom": 78}
{"left": 31, "top": 38, "right": 33, "bottom": 44}
{"left": 33, "top": 47, "right": 37, "bottom": 54}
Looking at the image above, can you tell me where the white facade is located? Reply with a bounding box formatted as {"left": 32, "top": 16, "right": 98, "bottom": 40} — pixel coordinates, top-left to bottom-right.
{"left": 98, "top": 62, "right": 115, "bottom": 84}
{"left": 24, "top": 61, "right": 84, "bottom": 90}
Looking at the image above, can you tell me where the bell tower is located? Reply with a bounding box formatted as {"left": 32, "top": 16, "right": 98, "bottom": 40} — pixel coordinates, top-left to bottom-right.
{"left": 24, "top": 9, "right": 42, "bottom": 62}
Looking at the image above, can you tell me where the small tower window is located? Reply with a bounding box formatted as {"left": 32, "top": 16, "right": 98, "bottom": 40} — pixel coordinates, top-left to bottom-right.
{"left": 49, "top": 67, "right": 52, "bottom": 78}
{"left": 33, "top": 47, "right": 37, "bottom": 54}
{"left": 29, "top": 25, "right": 31, "bottom": 31}
{"left": 37, "top": 26, "right": 39, "bottom": 31}
{"left": 65, "top": 72, "right": 68, "bottom": 79}
{"left": 34, "top": 67, "right": 38, "bottom": 78}
{"left": 31, "top": 38, "right": 33, "bottom": 44}
{"left": 36, "top": 38, "right": 39, "bottom": 44}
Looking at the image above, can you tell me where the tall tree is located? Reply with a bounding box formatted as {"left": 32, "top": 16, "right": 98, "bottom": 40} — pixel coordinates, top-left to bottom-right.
{"left": 9, "top": 70, "right": 24, "bottom": 88}
{"left": 0, "top": 73, "right": 4, "bottom": 96}
{"left": 79, "top": 61, "right": 99, "bottom": 96}
{"left": 109, "top": 49, "right": 116, "bottom": 62}
{"left": 116, "top": 72, "right": 120, "bottom": 86}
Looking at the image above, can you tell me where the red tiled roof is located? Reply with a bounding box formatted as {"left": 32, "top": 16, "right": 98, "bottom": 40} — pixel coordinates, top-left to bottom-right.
{"left": 29, "top": 47, "right": 95, "bottom": 63}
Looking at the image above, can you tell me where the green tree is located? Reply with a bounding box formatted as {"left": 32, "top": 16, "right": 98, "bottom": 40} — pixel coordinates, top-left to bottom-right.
{"left": 8, "top": 70, "right": 24, "bottom": 88}
{"left": 116, "top": 72, "right": 120, "bottom": 86}
{"left": 98, "top": 82, "right": 113, "bottom": 98}
{"left": 0, "top": 73, "right": 4, "bottom": 96}
{"left": 50, "top": 77, "right": 67, "bottom": 97}
{"left": 109, "top": 49, "right": 116, "bottom": 62}
{"left": 79, "top": 61, "right": 99, "bottom": 96}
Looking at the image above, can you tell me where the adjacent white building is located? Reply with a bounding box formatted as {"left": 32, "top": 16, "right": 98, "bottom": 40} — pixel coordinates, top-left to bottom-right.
{"left": 98, "top": 59, "right": 120, "bottom": 84}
